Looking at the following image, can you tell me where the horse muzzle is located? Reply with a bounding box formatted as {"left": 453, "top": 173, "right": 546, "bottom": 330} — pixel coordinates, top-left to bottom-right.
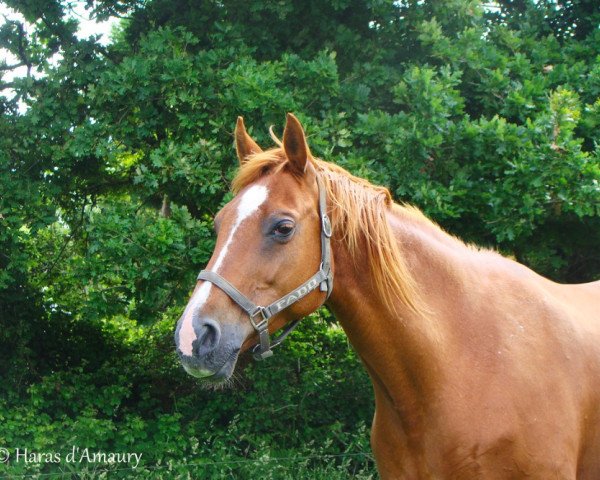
{"left": 175, "top": 315, "right": 242, "bottom": 383}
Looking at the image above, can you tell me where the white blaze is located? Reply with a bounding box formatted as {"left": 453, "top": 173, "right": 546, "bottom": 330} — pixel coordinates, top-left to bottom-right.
{"left": 178, "top": 185, "right": 269, "bottom": 356}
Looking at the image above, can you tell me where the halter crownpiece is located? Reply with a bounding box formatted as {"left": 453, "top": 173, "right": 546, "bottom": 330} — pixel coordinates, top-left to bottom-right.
{"left": 196, "top": 174, "right": 333, "bottom": 361}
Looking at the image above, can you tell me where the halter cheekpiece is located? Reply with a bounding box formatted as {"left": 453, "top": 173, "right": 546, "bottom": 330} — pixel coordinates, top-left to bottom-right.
{"left": 196, "top": 175, "right": 333, "bottom": 360}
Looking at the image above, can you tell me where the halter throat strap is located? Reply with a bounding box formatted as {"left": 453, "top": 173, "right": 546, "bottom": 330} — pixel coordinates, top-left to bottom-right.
{"left": 196, "top": 175, "right": 333, "bottom": 361}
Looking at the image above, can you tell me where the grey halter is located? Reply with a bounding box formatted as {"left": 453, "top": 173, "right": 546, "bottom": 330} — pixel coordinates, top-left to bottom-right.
{"left": 197, "top": 175, "right": 333, "bottom": 361}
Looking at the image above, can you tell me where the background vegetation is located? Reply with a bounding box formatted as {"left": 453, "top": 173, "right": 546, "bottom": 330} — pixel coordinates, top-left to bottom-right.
{"left": 1, "top": 0, "right": 599, "bottom": 477}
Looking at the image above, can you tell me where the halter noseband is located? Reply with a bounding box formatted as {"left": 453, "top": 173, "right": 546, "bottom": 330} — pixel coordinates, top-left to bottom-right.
{"left": 196, "top": 175, "right": 333, "bottom": 361}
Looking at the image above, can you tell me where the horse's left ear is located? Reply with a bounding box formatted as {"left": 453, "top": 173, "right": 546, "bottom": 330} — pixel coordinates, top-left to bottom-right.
{"left": 283, "top": 113, "right": 312, "bottom": 176}
{"left": 235, "top": 116, "right": 263, "bottom": 165}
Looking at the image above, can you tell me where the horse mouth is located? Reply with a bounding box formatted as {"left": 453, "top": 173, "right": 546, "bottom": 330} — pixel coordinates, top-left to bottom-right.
{"left": 182, "top": 349, "right": 239, "bottom": 386}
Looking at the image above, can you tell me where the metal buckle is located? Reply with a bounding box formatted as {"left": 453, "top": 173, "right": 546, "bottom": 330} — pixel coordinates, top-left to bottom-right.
{"left": 252, "top": 345, "right": 273, "bottom": 361}
{"left": 249, "top": 306, "right": 268, "bottom": 331}
{"left": 321, "top": 214, "right": 332, "bottom": 238}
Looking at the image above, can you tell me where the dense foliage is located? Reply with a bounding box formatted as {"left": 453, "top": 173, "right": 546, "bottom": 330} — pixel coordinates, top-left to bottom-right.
{"left": 1, "top": 0, "right": 599, "bottom": 477}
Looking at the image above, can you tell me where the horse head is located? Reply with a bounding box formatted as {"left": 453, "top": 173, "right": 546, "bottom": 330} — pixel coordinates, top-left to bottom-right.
{"left": 175, "top": 114, "right": 332, "bottom": 385}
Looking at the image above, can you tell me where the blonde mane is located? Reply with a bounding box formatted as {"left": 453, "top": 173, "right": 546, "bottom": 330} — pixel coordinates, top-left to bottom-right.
{"left": 232, "top": 148, "right": 423, "bottom": 315}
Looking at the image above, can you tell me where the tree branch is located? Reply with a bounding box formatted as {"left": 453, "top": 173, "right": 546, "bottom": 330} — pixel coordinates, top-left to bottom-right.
{"left": 0, "top": 62, "right": 27, "bottom": 71}
{"left": 1, "top": 18, "right": 34, "bottom": 80}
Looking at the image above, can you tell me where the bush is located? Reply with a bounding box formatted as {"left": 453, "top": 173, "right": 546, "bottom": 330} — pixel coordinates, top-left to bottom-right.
{"left": 0, "top": 312, "right": 375, "bottom": 478}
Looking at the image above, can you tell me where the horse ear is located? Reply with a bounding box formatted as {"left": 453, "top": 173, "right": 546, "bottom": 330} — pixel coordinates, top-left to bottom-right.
{"left": 235, "top": 116, "right": 263, "bottom": 165}
{"left": 283, "top": 113, "right": 312, "bottom": 175}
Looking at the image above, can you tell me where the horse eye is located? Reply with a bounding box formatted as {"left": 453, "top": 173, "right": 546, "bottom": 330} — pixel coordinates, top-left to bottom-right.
{"left": 272, "top": 221, "right": 295, "bottom": 238}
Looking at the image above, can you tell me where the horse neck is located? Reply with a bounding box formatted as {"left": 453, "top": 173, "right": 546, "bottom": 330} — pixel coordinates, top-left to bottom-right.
{"left": 327, "top": 205, "right": 466, "bottom": 417}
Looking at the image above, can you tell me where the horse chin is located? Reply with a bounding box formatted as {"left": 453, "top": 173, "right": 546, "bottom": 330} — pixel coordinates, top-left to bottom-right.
{"left": 198, "top": 373, "right": 235, "bottom": 391}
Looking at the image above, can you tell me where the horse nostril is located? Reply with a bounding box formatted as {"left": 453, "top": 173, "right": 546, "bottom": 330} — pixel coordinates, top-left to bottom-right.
{"left": 193, "top": 318, "right": 221, "bottom": 357}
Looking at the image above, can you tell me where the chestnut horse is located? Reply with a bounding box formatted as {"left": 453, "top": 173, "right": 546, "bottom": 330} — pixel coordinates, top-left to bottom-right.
{"left": 175, "top": 114, "right": 600, "bottom": 479}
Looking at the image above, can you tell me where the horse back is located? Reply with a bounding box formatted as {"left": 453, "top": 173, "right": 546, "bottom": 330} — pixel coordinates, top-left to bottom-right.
{"left": 553, "top": 279, "right": 600, "bottom": 339}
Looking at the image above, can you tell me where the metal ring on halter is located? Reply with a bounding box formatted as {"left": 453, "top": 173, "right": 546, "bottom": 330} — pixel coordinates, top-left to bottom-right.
{"left": 322, "top": 214, "right": 332, "bottom": 238}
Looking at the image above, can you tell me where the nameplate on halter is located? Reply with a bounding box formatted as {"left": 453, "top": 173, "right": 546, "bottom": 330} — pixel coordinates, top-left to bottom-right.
{"left": 274, "top": 278, "right": 319, "bottom": 312}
